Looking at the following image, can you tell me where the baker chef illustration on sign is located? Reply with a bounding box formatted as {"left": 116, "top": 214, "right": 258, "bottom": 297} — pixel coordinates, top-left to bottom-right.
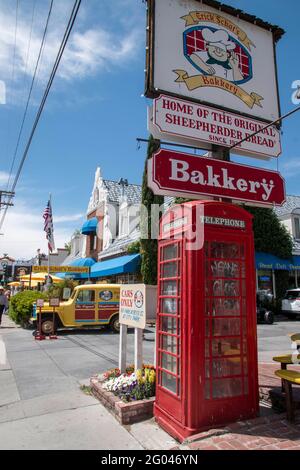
{"left": 190, "top": 28, "right": 244, "bottom": 83}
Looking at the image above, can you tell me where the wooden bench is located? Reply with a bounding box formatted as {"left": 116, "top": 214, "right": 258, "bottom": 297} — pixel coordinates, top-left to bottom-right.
{"left": 275, "top": 370, "right": 300, "bottom": 422}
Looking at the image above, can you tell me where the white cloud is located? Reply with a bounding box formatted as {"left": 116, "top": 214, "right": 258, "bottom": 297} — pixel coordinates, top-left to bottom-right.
{"left": 54, "top": 213, "right": 84, "bottom": 223}
{"left": 0, "top": 203, "right": 82, "bottom": 259}
{"left": 0, "top": 171, "right": 10, "bottom": 184}
{"left": 0, "top": 0, "right": 142, "bottom": 97}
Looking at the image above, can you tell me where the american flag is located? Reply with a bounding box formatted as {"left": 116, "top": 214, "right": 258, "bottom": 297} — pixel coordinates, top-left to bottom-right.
{"left": 43, "top": 199, "right": 55, "bottom": 253}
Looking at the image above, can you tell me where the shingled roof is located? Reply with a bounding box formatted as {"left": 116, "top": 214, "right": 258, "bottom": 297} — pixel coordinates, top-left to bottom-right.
{"left": 103, "top": 180, "right": 141, "bottom": 205}
{"left": 274, "top": 195, "right": 300, "bottom": 217}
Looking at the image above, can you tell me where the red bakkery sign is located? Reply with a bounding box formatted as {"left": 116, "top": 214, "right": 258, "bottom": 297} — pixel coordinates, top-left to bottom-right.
{"left": 148, "top": 149, "right": 285, "bottom": 207}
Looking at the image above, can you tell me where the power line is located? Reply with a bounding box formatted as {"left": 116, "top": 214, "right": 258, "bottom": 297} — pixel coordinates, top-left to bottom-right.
{"left": 3, "top": 1, "right": 19, "bottom": 190}
{"left": 5, "top": 0, "right": 54, "bottom": 191}
{"left": 229, "top": 105, "right": 300, "bottom": 151}
{"left": 0, "top": 0, "right": 82, "bottom": 231}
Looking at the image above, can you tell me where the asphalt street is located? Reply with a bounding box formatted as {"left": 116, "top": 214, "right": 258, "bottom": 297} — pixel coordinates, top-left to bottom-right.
{"left": 0, "top": 313, "right": 299, "bottom": 450}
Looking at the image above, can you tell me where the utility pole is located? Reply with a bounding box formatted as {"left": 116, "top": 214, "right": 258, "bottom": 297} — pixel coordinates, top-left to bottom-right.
{"left": 0, "top": 191, "right": 15, "bottom": 209}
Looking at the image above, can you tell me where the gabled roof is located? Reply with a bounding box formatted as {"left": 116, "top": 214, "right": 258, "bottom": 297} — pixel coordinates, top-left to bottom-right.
{"left": 274, "top": 196, "right": 300, "bottom": 218}
{"left": 99, "top": 228, "right": 140, "bottom": 260}
{"left": 103, "top": 180, "right": 141, "bottom": 205}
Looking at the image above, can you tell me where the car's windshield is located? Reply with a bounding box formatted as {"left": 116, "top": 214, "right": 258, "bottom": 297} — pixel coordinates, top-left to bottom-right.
{"left": 284, "top": 291, "right": 300, "bottom": 300}
{"left": 70, "top": 290, "right": 77, "bottom": 300}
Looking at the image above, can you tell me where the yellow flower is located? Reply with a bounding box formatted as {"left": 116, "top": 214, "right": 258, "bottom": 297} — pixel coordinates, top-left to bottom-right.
{"left": 149, "top": 370, "right": 156, "bottom": 384}
{"left": 136, "top": 369, "right": 143, "bottom": 384}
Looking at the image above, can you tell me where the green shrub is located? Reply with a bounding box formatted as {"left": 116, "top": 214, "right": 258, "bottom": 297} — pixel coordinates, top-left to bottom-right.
{"left": 47, "top": 279, "right": 77, "bottom": 300}
{"left": 9, "top": 291, "right": 48, "bottom": 326}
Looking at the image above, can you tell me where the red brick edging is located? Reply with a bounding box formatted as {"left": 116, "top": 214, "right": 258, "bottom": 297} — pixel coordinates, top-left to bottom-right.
{"left": 90, "top": 376, "right": 155, "bottom": 425}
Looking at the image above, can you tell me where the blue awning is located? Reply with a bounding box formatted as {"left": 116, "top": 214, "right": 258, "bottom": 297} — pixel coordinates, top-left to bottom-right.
{"left": 90, "top": 254, "right": 141, "bottom": 278}
{"left": 81, "top": 217, "right": 98, "bottom": 235}
{"left": 56, "top": 257, "right": 96, "bottom": 279}
{"left": 256, "top": 252, "right": 300, "bottom": 271}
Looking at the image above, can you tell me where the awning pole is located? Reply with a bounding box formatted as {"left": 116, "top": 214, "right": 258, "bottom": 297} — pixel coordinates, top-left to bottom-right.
{"left": 272, "top": 270, "right": 276, "bottom": 299}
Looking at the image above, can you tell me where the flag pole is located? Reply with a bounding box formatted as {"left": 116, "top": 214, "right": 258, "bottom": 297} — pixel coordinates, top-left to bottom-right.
{"left": 47, "top": 193, "right": 51, "bottom": 288}
{"left": 47, "top": 193, "right": 52, "bottom": 284}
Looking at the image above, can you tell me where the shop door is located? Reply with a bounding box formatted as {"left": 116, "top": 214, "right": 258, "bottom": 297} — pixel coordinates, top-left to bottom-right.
{"left": 75, "top": 289, "right": 96, "bottom": 324}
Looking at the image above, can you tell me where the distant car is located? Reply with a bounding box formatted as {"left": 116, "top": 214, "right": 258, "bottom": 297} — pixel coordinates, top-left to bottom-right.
{"left": 282, "top": 289, "right": 300, "bottom": 319}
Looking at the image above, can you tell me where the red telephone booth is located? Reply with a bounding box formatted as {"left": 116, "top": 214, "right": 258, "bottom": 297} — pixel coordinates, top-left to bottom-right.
{"left": 154, "top": 200, "right": 259, "bottom": 442}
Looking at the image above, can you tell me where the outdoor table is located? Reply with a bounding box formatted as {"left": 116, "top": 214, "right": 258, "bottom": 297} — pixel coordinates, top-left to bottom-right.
{"left": 273, "top": 352, "right": 300, "bottom": 392}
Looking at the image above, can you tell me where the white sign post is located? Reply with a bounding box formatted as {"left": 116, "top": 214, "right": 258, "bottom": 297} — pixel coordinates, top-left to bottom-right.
{"left": 119, "top": 324, "right": 128, "bottom": 374}
{"left": 119, "top": 284, "right": 146, "bottom": 372}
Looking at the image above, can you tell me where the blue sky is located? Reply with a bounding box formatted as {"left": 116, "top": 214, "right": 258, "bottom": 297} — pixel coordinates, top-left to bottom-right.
{"left": 0, "top": 0, "right": 299, "bottom": 258}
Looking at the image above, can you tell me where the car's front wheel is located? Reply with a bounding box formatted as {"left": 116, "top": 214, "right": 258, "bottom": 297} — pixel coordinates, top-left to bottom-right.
{"left": 110, "top": 316, "right": 120, "bottom": 333}
{"left": 264, "top": 311, "right": 274, "bottom": 324}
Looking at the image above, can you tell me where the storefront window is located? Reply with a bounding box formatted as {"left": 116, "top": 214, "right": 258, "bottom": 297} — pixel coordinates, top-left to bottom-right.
{"left": 257, "top": 270, "right": 273, "bottom": 294}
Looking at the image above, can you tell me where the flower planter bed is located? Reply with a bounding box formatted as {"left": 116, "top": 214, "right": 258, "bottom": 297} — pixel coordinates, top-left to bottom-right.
{"left": 90, "top": 376, "right": 155, "bottom": 425}
{"left": 90, "top": 377, "right": 155, "bottom": 424}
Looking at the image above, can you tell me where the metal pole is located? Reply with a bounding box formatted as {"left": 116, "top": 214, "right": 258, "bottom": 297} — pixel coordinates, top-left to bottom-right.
{"left": 119, "top": 324, "right": 128, "bottom": 373}
{"left": 134, "top": 327, "right": 143, "bottom": 371}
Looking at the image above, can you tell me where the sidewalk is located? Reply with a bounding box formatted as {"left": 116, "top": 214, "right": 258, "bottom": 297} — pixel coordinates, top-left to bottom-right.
{"left": 174, "top": 363, "right": 300, "bottom": 451}
{"left": 0, "top": 320, "right": 300, "bottom": 450}
{"left": 0, "top": 313, "right": 19, "bottom": 331}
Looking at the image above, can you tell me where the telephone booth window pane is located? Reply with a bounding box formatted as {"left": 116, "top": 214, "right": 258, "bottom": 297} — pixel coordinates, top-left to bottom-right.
{"left": 162, "top": 244, "right": 178, "bottom": 261}
{"left": 212, "top": 358, "right": 242, "bottom": 378}
{"left": 205, "top": 319, "right": 210, "bottom": 337}
{"left": 212, "top": 299, "right": 240, "bottom": 316}
{"left": 243, "top": 356, "right": 248, "bottom": 375}
{"left": 162, "top": 334, "right": 177, "bottom": 354}
{"left": 211, "top": 280, "right": 240, "bottom": 297}
{"left": 161, "top": 371, "right": 177, "bottom": 394}
{"left": 208, "top": 260, "right": 241, "bottom": 279}
{"left": 161, "top": 280, "right": 177, "bottom": 295}
{"left": 205, "top": 381, "right": 210, "bottom": 399}
{"left": 212, "top": 318, "right": 240, "bottom": 337}
{"left": 205, "top": 339, "right": 210, "bottom": 357}
{"left": 212, "top": 338, "right": 241, "bottom": 357}
{"left": 161, "top": 298, "right": 177, "bottom": 314}
{"left": 205, "top": 360, "right": 210, "bottom": 378}
{"left": 162, "top": 262, "right": 178, "bottom": 278}
{"left": 211, "top": 242, "right": 240, "bottom": 259}
{"left": 161, "top": 316, "right": 177, "bottom": 334}
{"left": 161, "top": 353, "right": 177, "bottom": 373}
{"left": 244, "top": 377, "right": 249, "bottom": 395}
{"left": 212, "top": 378, "right": 242, "bottom": 398}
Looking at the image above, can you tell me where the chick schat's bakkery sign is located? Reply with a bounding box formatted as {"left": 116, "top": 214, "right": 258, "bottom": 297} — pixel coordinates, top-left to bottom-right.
{"left": 145, "top": 0, "right": 284, "bottom": 123}
{"left": 148, "top": 149, "right": 285, "bottom": 207}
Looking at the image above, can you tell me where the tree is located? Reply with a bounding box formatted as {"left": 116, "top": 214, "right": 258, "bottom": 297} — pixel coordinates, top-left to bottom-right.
{"left": 140, "top": 136, "right": 164, "bottom": 285}
{"left": 244, "top": 206, "right": 293, "bottom": 260}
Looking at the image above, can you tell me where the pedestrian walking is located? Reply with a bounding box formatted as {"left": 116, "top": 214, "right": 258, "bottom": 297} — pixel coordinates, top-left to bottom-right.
{"left": 0, "top": 287, "right": 8, "bottom": 326}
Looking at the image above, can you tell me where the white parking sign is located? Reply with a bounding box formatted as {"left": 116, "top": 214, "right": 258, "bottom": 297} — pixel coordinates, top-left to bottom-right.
{"left": 120, "top": 284, "right": 146, "bottom": 329}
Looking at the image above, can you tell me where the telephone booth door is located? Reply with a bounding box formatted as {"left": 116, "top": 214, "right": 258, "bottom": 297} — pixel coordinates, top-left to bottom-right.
{"left": 155, "top": 241, "right": 183, "bottom": 425}
{"left": 200, "top": 232, "right": 258, "bottom": 427}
